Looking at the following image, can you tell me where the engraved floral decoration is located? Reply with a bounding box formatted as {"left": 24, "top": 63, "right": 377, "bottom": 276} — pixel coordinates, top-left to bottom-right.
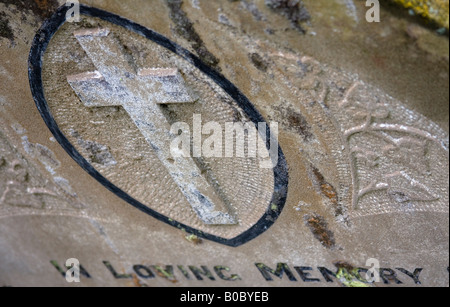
{"left": 0, "top": 155, "right": 47, "bottom": 209}
{"left": 262, "top": 50, "right": 448, "bottom": 218}
{"left": 0, "top": 131, "right": 84, "bottom": 211}
{"left": 338, "top": 82, "right": 448, "bottom": 213}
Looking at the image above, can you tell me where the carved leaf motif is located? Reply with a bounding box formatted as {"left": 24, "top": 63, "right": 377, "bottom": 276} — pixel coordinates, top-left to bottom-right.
{"left": 0, "top": 132, "right": 85, "bottom": 211}
{"left": 339, "top": 82, "right": 445, "bottom": 210}
{"left": 385, "top": 172, "right": 439, "bottom": 203}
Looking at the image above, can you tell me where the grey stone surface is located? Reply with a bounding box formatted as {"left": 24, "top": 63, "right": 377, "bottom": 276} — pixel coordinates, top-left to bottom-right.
{"left": 0, "top": 0, "right": 448, "bottom": 287}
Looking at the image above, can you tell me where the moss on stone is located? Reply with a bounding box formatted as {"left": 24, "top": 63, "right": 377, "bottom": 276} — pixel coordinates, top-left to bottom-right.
{"left": 391, "top": 0, "right": 449, "bottom": 29}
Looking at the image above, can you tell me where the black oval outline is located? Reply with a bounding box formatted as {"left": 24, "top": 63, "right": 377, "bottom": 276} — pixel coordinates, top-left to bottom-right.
{"left": 28, "top": 4, "right": 289, "bottom": 247}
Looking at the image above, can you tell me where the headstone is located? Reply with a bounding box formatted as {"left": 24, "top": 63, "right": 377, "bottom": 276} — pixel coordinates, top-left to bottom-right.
{"left": 0, "top": 0, "right": 448, "bottom": 287}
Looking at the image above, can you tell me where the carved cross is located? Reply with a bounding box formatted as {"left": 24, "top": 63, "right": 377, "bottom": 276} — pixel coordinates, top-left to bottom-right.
{"left": 67, "top": 28, "right": 235, "bottom": 225}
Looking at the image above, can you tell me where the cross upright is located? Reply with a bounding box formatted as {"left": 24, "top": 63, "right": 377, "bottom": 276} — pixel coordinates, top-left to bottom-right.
{"left": 67, "top": 28, "right": 236, "bottom": 225}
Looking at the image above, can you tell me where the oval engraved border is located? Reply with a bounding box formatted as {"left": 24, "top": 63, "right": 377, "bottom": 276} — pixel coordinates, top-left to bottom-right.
{"left": 28, "top": 4, "right": 289, "bottom": 247}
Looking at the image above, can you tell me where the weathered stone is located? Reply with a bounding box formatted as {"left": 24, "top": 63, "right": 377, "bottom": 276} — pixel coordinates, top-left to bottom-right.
{"left": 0, "top": 0, "right": 448, "bottom": 288}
